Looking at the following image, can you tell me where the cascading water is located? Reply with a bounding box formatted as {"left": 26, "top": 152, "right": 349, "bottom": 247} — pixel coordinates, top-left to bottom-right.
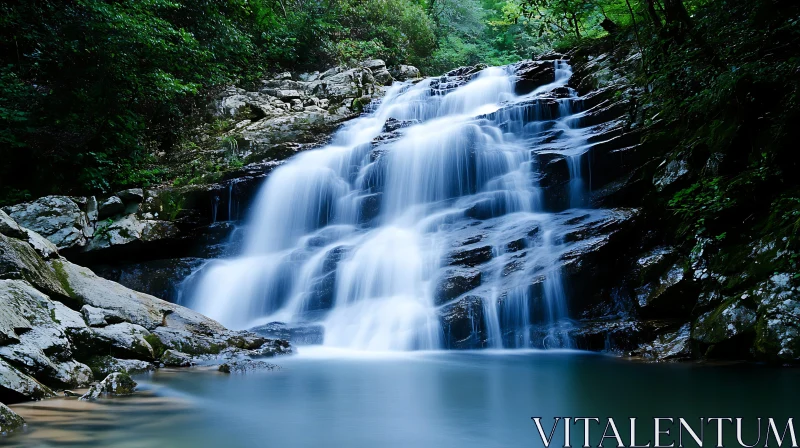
{"left": 186, "top": 60, "right": 604, "bottom": 351}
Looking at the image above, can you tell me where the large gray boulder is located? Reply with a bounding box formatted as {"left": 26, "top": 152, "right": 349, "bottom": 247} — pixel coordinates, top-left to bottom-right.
{"left": 390, "top": 65, "right": 421, "bottom": 81}
{"left": 79, "top": 372, "right": 137, "bottom": 401}
{"left": 3, "top": 196, "right": 91, "bottom": 250}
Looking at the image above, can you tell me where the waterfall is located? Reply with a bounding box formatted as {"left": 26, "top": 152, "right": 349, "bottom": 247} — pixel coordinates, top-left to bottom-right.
{"left": 186, "top": 61, "right": 598, "bottom": 351}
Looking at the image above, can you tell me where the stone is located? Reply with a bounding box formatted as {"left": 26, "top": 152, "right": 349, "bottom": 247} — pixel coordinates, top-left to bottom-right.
{"left": 87, "top": 214, "right": 178, "bottom": 251}
{"left": 693, "top": 300, "right": 757, "bottom": 345}
{"left": 249, "top": 322, "right": 324, "bottom": 345}
{"left": 85, "top": 356, "right": 153, "bottom": 378}
{"left": 653, "top": 158, "right": 689, "bottom": 192}
{"left": 448, "top": 245, "right": 493, "bottom": 267}
{"left": 754, "top": 273, "right": 800, "bottom": 361}
{"left": 81, "top": 305, "right": 124, "bottom": 327}
{"left": 439, "top": 296, "right": 487, "bottom": 349}
{"left": 513, "top": 60, "right": 556, "bottom": 95}
{"left": 116, "top": 188, "right": 144, "bottom": 204}
{"left": 216, "top": 359, "right": 279, "bottom": 373}
{"left": 98, "top": 196, "right": 125, "bottom": 219}
{"left": 0, "top": 210, "right": 25, "bottom": 239}
{"left": 3, "top": 196, "right": 90, "bottom": 250}
{"left": 390, "top": 65, "right": 421, "bottom": 81}
{"left": 434, "top": 268, "right": 482, "bottom": 305}
{"left": 79, "top": 372, "right": 137, "bottom": 400}
{"left": 0, "top": 403, "right": 25, "bottom": 434}
{"left": 161, "top": 349, "right": 194, "bottom": 367}
{"left": 0, "top": 358, "right": 55, "bottom": 402}
{"left": 276, "top": 90, "right": 301, "bottom": 100}
{"left": 636, "top": 323, "right": 692, "bottom": 361}
{"left": 635, "top": 263, "right": 695, "bottom": 318}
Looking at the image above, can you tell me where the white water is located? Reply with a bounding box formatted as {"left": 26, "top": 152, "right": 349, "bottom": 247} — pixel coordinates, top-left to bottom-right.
{"left": 187, "top": 61, "right": 599, "bottom": 350}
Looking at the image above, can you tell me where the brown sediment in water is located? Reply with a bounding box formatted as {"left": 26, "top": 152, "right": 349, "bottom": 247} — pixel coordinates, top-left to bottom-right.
{"left": 6, "top": 387, "right": 192, "bottom": 447}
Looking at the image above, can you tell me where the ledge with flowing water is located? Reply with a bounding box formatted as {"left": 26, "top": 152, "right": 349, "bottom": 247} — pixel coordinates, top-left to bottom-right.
{"left": 180, "top": 55, "right": 644, "bottom": 351}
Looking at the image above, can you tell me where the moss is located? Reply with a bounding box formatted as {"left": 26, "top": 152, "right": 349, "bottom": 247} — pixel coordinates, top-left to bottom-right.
{"left": 49, "top": 307, "right": 60, "bottom": 324}
{"left": 143, "top": 334, "right": 167, "bottom": 359}
{"left": 51, "top": 260, "right": 77, "bottom": 299}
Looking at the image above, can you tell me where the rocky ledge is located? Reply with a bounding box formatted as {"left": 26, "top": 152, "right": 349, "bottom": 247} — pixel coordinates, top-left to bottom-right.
{"left": 0, "top": 210, "right": 292, "bottom": 430}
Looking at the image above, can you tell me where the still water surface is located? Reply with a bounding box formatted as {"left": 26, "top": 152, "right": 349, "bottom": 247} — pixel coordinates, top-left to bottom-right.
{"left": 8, "top": 350, "right": 800, "bottom": 447}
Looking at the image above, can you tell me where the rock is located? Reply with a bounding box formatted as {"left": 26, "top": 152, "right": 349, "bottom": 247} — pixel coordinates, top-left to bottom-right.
{"left": 216, "top": 359, "right": 279, "bottom": 373}
{"left": 754, "top": 273, "right": 800, "bottom": 361}
{"left": 275, "top": 72, "right": 292, "bottom": 80}
{"left": 309, "top": 67, "right": 378, "bottom": 104}
{"left": 0, "top": 358, "right": 54, "bottom": 402}
{"left": 635, "top": 323, "right": 692, "bottom": 361}
{"left": 439, "top": 296, "right": 487, "bottom": 349}
{"left": 0, "top": 210, "right": 25, "bottom": 239}
{"left": 79, "top": 372, "right": 137, "bottom": 400}
{"left": 83, "top": 322, "right": 155, "bottom": 360}
{"left": 92, "top": 258, "right": 206, "bottom": 303}
{"left": 635, "top": 263, "right": 695, "bottom": 318}
{"left": 693, "top": 300, "right": 757, "bottom": 347}
{"left": 390, "top": 65, "right": 421, "bottom": 81}
{"left": 653, "top": 158, "right": 689, "bottom": 192}
{"left": 513, "top": 60, "right": 556, "bottom": 94}
{"left": 0, "top": 233, "right": 71, "bottom": 299}
{"left": 0, "top": 402, "right": 25, "bottom": 434}
{"left": 21, "top": 228, "right": 59, "bottom": 259}
{"left": 87, "top": 214, "right": 178, "bottom": 251}
{"left": 161, "top": 349, "right": 194, "bottom": 367}
{"left": 81, "top": 305, "right": 124, "bottom": 327}
{"left": 249, "top": 322, "right": 324, "bottom": 345}
{"left": 276, "top": 89, "right": 301, "bottom": 100}
{"left": 98, "top": 196, "right": 125, "bottom": 219}
{"left": 448, "top": 245, "right": 493, "bottom": 267}
{"left": 3, "top": 196, "right": 91, "bottom": 250}
{"left": 434, "top": 268, "right": 481, "bottom": 305}
{"left": 84, "top": 356, "right": 153, "bottom": 378}
{"left": 116, "top": 188, "right": 144, "bottom": 204}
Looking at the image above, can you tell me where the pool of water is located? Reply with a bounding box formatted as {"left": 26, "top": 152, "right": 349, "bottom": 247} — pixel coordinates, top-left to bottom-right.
{"left": 8, "top": 350, "right": 800, "bottom": 447}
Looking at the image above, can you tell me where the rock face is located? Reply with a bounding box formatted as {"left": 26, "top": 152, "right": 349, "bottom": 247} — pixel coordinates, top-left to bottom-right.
{"left": 0, "top": 214, "right": 292, "bottom": 404}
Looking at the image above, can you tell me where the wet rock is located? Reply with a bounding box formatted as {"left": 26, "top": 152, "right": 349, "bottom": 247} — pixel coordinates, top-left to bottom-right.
{"left": 513, "top": 60, "right": 556, "bottom": 95}
{"left": 217, "top": 359, "right": 279, "bottom": 373}
{"left": 693, "top": 300, "right": 757, "bottom": 347}
{"left": 79, "top": 372, "right": 137, "bottom": 400}
{"left": 448, "top": 245, "right": 493, "bottom": 267}
{"left": 635, "top": 263, "right": 695, "bottom": 318}
{"left": 249, "top": 322, "right": 324, "bottom": 345}
{"left": 536, "top": 152, "right": 570, "bottom": 187}
{"left": 754, "top": 274, "right": 800, "bottom": 361}
{"left": 0, "top": 403, "right": 25, "bottom": 434}
{"left": 161, "top": 349, "right": 194, "bottom": 367}
{"left": 653, "top": 158, "right": 689, "bottom": 192}
{"left": 0, "top": 358, "right": 54, "bottom": 402}
{"left": 635, "top": 323, "right": 692, "bottom": 361}
{"left": 439, "top": 296, "right": 487, "bottom": 349}
{"left": 434, "top": 268, "right": 482, "bottom": 305}
{"left": 362, "top": 59, "right": 394, "bottom": 85}
{"left": 90, "top": 323, "right": 155, "bottom": 360}
{"left": 85, "top": 356, "right": 153, "bottom": 378}
{"left": 382, "top": 118, "right": 417, "bottom": 133}
{"left": 3, "top": 196, "right": 91, "bottom": 250}
{"left": 390, "top": 65, "right": 420, "bottom": 81}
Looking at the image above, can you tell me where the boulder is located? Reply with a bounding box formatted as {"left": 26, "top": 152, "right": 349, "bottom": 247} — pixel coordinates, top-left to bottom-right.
{"left": 0, "top": 210, "right": 25, "bottom": 239}
{"left": 653, "top": 158, "right": 689, "bottom": 192}
{"left": 448, "top": 245, "right": 493, "bottom": 267}
{"left": 87, "top": 214, "right": 178, "bottom": 251}
{"left": 98, "top": 196, "right": 125, "bottom": 219}
{"left": 634, "top": 262, "right": 695, "bottom": 318}
{"left": 390, "top": 65, "right": 421, "bottom": 81}
{"left": 3, "top": 196, "right": 91, "bottom": 250}
{"left": 635, "top": 323, "right": 692, "bottom": 361}
{"left": 0, "top": 358, "right": 54, "bottom": 402}
{"left": 217, "top": 359, "right": 279, "bottom": 374}
{"left": 0, "top": 403, "right": 25, "bottom": 434}
{"left": 79, "top": 372, "right": 137, "bottom": 400}
{"left": 84, "top": 356, "right": 153, "bottom": 378}
{"left": 249, "top": 322, "right": 324, "bottom": 345}
{"left": 161, "top": 349, "right": 194, "bottom": 367}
